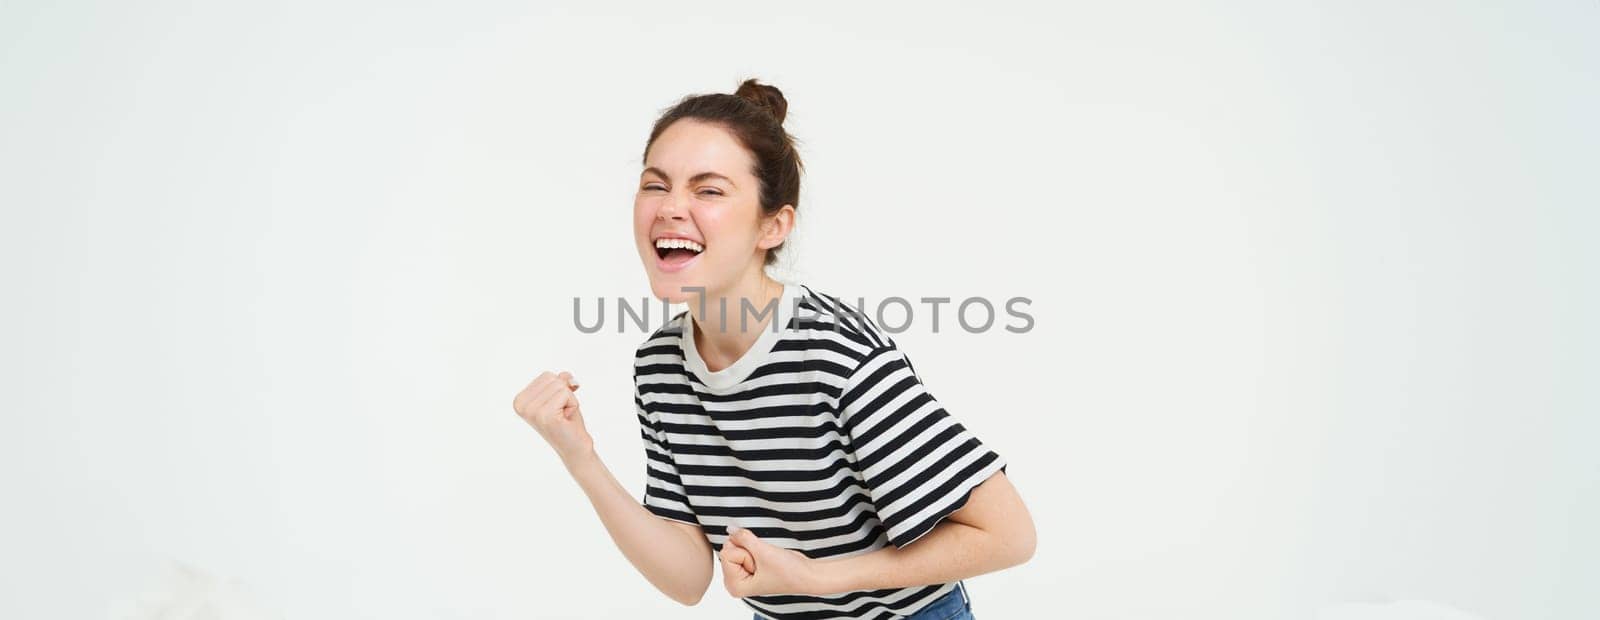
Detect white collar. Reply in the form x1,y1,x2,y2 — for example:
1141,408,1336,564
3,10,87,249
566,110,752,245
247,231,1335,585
681,282,802,390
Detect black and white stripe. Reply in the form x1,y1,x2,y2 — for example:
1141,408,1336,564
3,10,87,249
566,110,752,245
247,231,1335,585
634,283,1008,619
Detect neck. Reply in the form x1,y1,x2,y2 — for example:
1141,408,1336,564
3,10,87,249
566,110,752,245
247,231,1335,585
688,267,784,372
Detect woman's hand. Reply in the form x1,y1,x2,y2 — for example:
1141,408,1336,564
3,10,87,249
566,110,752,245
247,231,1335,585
513,370,593,464
717,527,822,597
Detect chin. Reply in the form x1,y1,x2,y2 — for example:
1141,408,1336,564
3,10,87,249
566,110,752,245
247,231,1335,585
647,273,702,305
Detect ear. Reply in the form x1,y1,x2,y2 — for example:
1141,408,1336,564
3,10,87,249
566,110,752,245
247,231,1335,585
756,204,796,251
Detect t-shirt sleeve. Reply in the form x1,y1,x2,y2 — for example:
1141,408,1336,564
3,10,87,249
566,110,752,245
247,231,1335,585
635,376,700,526
839,344,1009,548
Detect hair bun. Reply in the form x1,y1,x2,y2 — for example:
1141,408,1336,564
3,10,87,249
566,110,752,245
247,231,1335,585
734,78,788,125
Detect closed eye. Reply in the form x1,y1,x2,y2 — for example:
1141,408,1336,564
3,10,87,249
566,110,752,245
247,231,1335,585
639,183,723,196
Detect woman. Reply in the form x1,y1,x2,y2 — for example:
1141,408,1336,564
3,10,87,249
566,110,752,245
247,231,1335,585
514,78,1036,619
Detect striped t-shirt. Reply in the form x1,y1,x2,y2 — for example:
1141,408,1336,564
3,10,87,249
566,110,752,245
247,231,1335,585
633,282,1009,619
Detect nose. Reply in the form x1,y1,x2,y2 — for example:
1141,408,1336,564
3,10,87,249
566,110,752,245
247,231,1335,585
657,191,689,221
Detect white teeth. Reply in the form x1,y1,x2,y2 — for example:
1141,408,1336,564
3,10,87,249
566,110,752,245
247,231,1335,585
655,238,704,253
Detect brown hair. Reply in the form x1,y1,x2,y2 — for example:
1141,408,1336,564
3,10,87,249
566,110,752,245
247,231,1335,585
642,78,804,267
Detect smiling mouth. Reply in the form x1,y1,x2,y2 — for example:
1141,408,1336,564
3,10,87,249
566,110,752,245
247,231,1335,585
654,237,704,266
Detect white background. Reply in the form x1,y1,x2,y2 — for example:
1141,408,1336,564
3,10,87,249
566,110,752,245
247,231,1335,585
2,1,1595,619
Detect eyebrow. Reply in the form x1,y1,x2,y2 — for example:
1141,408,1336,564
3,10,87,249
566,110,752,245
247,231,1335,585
641,166,737,188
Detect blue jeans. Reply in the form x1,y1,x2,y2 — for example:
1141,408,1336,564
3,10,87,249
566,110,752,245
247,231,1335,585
753,582,974,619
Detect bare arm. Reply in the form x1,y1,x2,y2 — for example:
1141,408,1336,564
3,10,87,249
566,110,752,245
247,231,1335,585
562,446,714,605
717,470,1036,597
513,371,713,605
812,470,1034,592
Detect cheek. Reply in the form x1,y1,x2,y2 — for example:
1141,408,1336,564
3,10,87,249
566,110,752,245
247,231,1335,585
632,199,654,236
695,213,728,248
695,207,753,249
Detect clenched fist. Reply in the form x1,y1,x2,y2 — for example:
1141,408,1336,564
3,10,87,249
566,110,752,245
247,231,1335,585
719,527,823,597
513,370,593,464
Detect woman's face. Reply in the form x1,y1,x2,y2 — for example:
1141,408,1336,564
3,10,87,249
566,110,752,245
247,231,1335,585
634,119,776,303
